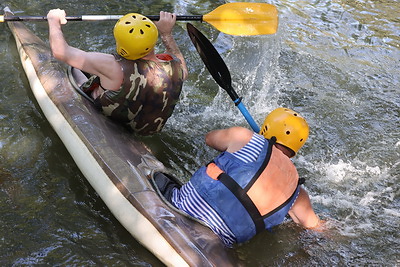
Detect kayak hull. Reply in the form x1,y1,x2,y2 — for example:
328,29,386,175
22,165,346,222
6,8,237,266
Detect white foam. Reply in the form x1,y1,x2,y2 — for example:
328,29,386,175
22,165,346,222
383,208,400,217
359,192,377,206
323,159,358,182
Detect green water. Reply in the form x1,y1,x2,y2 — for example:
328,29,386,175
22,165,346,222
1,0,399,265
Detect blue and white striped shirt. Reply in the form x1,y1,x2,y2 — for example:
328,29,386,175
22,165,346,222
171,133,266,246
231,133,265,163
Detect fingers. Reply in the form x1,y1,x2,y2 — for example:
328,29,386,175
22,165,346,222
159,11,176,23
154,11,176,34
47,8,67,25
60,14,67,25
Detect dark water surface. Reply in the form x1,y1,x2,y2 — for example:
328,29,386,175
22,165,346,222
1,0,398,266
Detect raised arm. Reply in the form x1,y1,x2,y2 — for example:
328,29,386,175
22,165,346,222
154,11,188,80
47,9,122,91
47,9,88,68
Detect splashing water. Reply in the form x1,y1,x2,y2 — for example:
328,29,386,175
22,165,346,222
0,0,398,265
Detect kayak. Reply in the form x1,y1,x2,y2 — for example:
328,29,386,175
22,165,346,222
4,7,237,266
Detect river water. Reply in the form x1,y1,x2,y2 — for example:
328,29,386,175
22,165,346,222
0,0,398,266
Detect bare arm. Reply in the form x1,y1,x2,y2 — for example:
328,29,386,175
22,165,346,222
47,9,82,65
288,187,321,229
47,9,122,91
205,127,253,152
154,11,188,80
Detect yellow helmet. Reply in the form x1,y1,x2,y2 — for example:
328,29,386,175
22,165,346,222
259,107,309,156
113,13,158,60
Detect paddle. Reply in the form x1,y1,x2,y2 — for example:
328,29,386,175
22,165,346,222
1,3,278,36
187,23,260,133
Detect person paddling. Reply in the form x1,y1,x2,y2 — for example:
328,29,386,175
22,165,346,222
156,107,322,247
47,9,188,135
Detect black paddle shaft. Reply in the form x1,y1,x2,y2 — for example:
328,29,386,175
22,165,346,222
186,23,261,132
186,23,240,102
4,15,204,21
148,15,203,21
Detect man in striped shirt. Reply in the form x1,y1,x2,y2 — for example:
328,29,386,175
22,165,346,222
160,108,321,247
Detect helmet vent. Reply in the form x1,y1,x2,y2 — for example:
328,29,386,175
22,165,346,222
120,49,128,56
261,126,267,134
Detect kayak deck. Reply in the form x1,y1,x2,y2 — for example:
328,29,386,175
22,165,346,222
5,7,237,266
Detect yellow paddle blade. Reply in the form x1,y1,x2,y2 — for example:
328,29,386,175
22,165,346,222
203,2,278,36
